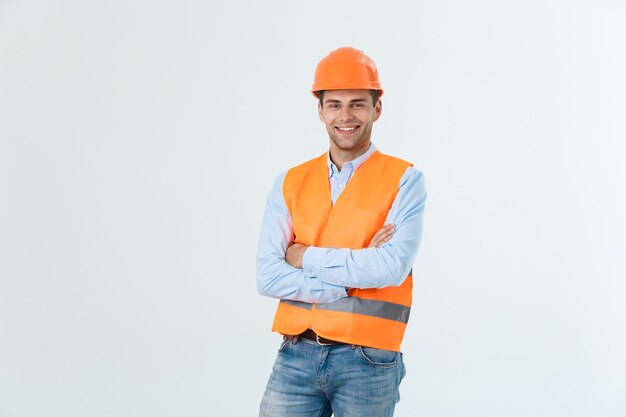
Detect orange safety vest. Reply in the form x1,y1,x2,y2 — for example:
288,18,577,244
271,150,413,352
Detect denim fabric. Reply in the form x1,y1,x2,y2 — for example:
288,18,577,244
259,336,406,417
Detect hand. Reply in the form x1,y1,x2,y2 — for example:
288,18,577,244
285,243,309,269
368,224,395,248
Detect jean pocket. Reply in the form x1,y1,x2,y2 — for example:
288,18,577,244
399,352,406,381
357,346,397,368
395,352,406,403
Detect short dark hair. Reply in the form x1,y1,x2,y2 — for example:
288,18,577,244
317,90,380,108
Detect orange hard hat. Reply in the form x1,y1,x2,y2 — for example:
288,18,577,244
312,47,383,98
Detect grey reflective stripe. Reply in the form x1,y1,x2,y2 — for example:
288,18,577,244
280,299,313,310
316,297,410,324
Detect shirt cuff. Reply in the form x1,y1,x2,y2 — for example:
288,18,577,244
302,246,328,277
317,281,348,303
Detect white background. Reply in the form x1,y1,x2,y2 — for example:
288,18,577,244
1,1,625,416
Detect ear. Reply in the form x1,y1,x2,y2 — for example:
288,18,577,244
373,99,382,122
318,101,324,122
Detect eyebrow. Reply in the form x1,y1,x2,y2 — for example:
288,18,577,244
325,98,368,104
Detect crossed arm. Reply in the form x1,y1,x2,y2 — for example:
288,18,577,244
284,224,395,268
256,168,426,303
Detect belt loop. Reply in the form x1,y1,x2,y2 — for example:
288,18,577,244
316,333,333,346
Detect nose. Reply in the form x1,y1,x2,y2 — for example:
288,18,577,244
338,106,353,122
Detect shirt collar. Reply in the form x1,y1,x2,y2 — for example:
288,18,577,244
327,143,378,178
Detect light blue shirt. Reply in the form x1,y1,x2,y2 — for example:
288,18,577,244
256,144,426,304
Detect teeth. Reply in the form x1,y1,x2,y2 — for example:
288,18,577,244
338,127,356,131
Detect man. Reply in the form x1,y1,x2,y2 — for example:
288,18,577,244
256,47,426,417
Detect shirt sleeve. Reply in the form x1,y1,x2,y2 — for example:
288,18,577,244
301,167,426,289
256,172,348,303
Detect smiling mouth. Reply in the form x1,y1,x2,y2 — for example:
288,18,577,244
335,126,359,135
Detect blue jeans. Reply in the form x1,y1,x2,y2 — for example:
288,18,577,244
259,335,406,417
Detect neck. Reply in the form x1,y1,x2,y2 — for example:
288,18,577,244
329,141,371,171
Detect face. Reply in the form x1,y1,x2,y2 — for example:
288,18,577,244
318,89,382,158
